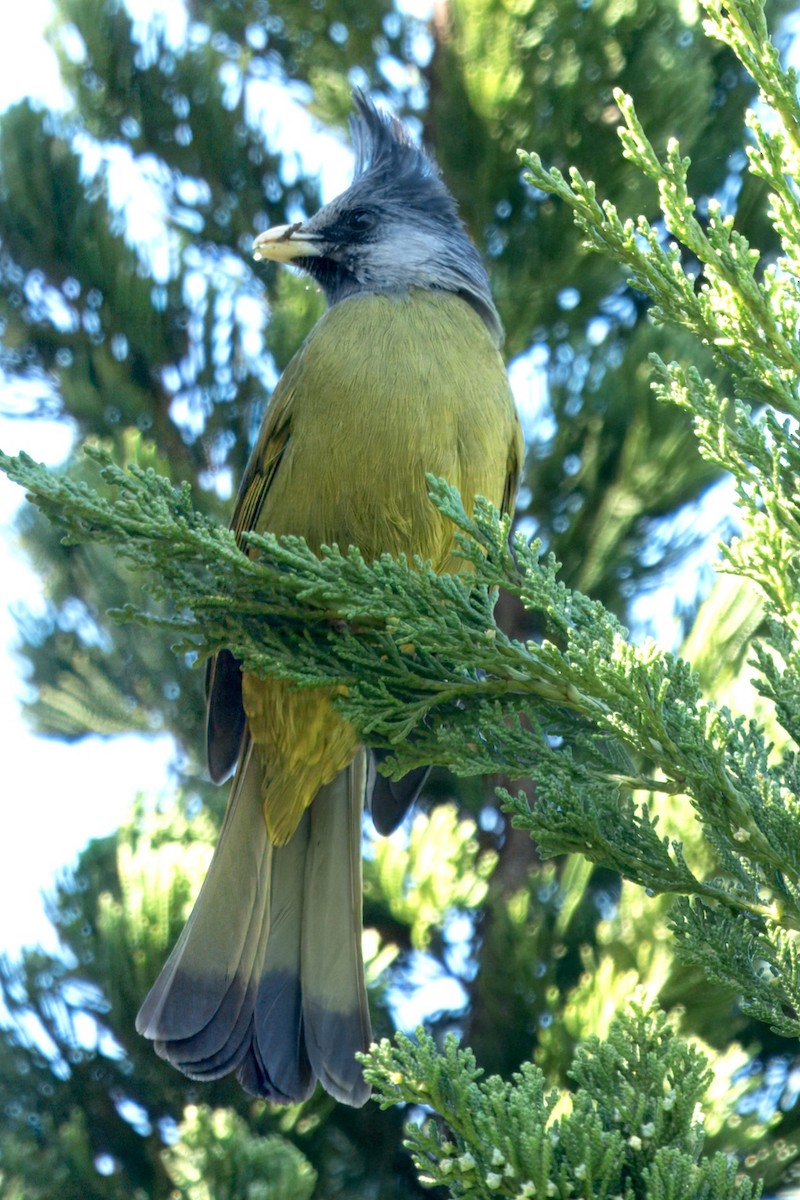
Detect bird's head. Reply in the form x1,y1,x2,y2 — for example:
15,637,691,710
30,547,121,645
253,91,503,346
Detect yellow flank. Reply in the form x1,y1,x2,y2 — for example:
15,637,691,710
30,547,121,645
237,287,523,846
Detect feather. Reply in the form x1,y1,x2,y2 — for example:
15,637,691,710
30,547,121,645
136,744,371,1104
245,804,315,1102
205,649,246,784
301,753,371,1105
136,743,269,1075
369,752,430,836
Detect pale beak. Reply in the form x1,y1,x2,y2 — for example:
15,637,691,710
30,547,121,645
252,222,323,263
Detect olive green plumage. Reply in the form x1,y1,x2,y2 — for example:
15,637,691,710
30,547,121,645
136,91,523,1106
240,289,518,563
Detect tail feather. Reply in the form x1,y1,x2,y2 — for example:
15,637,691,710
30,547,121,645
151,899,266,1072
301,754,371,1106
136,742,371,1106
237,1026,312,1103
169,1015,256,1081
159,974,259,1078
137,743,269,1078
245,807,315,1102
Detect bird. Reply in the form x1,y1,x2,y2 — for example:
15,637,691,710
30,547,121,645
136,91,523,1106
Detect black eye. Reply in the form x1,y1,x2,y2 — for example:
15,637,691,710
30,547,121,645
341,208,377,235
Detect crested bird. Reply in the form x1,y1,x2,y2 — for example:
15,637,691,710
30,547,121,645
136,91,523,1106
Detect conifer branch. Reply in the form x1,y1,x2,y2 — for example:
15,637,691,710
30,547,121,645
361,1007,759,1200
2,439,800,1040
514,0,800,1048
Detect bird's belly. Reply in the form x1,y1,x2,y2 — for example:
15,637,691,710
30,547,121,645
282,423,460,565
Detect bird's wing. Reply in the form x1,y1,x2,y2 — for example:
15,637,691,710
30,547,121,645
205,371,295,782
502,417,524,520
371,398,525,835
230,401,293,542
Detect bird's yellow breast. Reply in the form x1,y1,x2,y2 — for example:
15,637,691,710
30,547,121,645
242,288,522,843
256,288,519,566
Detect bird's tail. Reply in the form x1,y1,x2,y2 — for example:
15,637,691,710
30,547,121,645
136,743,371,1105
